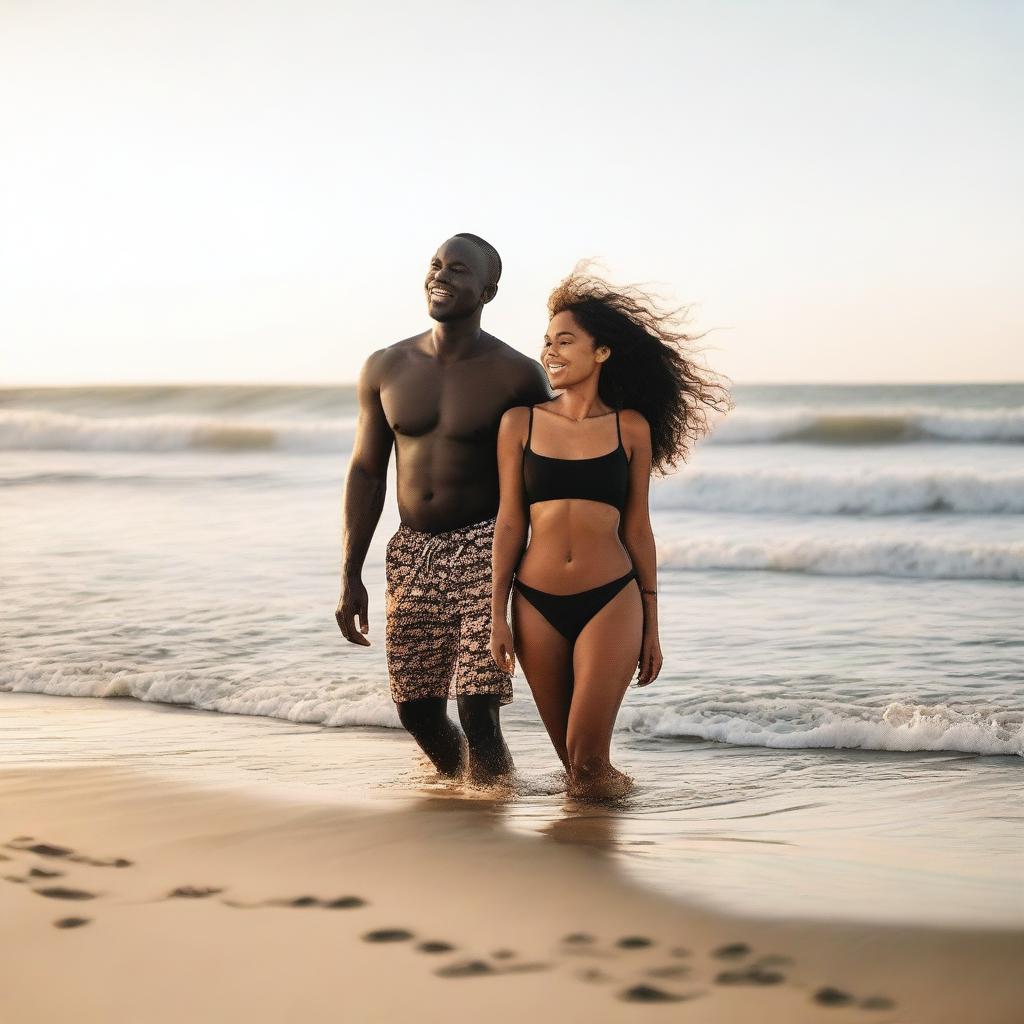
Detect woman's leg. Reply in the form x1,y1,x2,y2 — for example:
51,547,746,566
567,580,643,799
511,591,573,769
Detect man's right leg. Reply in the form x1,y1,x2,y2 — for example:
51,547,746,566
396,697,465,778
385,525,463,777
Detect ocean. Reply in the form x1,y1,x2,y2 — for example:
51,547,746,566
2,382,1022,927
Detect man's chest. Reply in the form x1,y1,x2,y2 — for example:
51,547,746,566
381,363,512,441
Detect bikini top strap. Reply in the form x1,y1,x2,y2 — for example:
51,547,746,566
615,408,622,447
526,405,534,449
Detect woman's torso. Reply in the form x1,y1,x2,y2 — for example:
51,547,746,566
517,404,632,593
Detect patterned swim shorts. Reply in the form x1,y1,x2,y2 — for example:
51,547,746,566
385,516,513,706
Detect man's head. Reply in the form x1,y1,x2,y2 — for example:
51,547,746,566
425,234,502,323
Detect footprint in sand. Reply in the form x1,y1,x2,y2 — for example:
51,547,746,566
713,942,751,960
436,960,493,977
417,941,456,954
34,887,97,901
814,987,854,1007
616,935,654,950
29,868,63,879
561,933,615,959
223,894,367,910
619,984,699,1003
168,886,224,899
436,958,550,979
7,838,132,869
716,967,785,986
363,928,414,943
54,917,91,930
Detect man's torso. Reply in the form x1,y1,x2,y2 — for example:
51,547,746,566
378,332,545,532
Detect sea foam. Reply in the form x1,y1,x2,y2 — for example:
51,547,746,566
708,407,1024,444
3,404,1024,452
6,665,1021,757
617,699,1024,756
0,410,355,453
657,537,1024,580
652,468,1024,515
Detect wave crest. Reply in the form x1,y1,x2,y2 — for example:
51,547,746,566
617,699,1024,756
653,468,1024,515
0,410,355,453
708,407,1024,444
658,537,1024,580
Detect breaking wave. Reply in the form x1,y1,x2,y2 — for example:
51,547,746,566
617,698,1024,756
708,407,1024,444
657,537,1024,580
652,468,1024,515
3,404,1024,452
0,410,354,452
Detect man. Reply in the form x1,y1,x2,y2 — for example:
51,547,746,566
336,234,551,781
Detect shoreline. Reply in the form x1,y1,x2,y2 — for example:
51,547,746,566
2,694,1024,1022
3,762,1024,1024
3,691,1023,929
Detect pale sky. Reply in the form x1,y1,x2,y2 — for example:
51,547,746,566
2,0,1022,385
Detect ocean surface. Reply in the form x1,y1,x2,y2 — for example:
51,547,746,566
3,382,1022,926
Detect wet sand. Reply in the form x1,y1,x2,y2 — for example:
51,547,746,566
1,700,1023,1022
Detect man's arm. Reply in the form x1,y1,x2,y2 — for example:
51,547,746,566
336,349,394,646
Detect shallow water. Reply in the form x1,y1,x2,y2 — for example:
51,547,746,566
2,383,1022,925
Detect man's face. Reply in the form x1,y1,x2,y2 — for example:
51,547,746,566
424,238,495,322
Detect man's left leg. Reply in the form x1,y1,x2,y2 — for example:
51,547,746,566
457,694,513,781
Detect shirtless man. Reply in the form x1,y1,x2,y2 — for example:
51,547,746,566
336,234,551,781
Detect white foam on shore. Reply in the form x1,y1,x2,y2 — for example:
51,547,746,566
5,665,1022,757
2,664,401,729
658,537,1024,580
617,699,1024,757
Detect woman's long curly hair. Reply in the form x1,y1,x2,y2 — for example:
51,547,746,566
547,264,732,475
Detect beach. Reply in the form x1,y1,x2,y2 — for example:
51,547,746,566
2,382,1023,1021
3,693,1023,1024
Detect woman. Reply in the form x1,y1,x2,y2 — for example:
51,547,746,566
490,267,729,800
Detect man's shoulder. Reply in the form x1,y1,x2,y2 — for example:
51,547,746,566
484,335,548,382
362,333,428,381
485,334,535,365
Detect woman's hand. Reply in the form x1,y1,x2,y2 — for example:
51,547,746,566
490,618,516,674
636,628,663,686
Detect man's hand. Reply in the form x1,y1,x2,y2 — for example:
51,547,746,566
336,578,370,646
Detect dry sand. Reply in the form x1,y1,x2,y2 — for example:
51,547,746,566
2,754,1023,1024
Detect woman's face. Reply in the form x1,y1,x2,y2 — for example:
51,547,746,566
541,311,609,389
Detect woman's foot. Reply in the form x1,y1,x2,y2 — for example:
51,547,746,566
567,761,634,802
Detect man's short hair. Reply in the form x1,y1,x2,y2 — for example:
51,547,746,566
454,232,502,286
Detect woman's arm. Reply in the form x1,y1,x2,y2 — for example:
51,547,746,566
619,409,663,685
490,406,531,671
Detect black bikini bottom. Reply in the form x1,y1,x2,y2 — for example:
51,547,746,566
513,570,638,645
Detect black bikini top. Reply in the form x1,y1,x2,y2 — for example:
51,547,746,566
523,405,630,512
